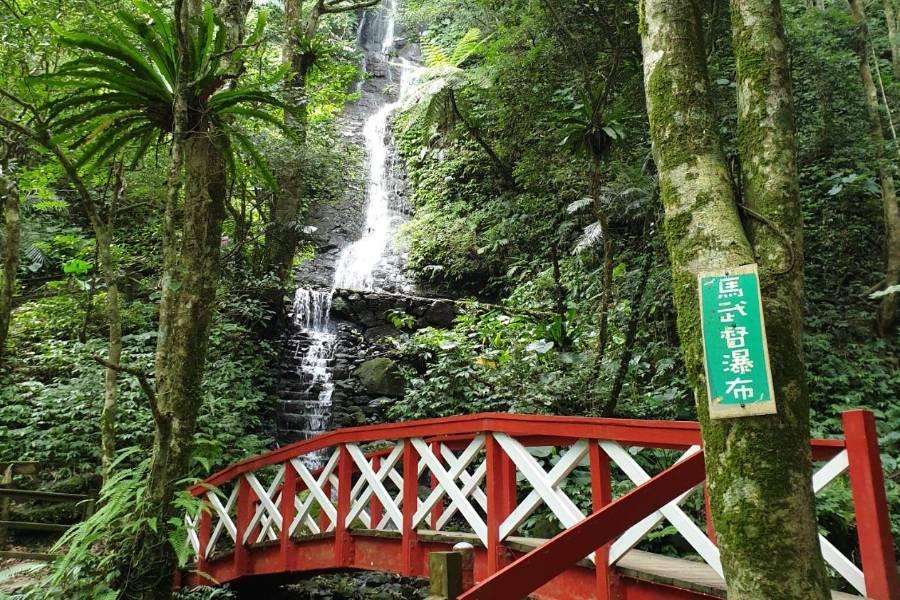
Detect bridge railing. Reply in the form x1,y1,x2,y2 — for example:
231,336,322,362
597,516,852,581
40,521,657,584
183,411,897,599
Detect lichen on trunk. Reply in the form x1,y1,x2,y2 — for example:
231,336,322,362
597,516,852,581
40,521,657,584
639,0,830,596
0,170,19,363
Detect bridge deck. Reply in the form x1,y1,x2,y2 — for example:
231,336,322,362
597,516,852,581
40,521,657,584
407,529,865,600
184,412,896,600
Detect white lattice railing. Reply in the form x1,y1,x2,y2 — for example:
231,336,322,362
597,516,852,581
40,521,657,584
183,411,897,600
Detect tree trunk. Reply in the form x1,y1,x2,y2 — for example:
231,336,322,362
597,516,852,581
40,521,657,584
602,247,652,417
0,171,19,364
638,0,830,597
266,0,310,293
884,0,900,78
122,0,229,597
448,89,517,188
849,0,900,335
98,164,124,481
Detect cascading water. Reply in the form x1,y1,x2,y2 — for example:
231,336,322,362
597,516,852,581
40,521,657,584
285,0,417,460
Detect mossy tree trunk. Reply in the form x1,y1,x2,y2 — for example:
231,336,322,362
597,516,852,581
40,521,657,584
98,163,124,481
884,0,900,78
122,0,228,597
0,169,19,364
638,0,830,597
849,0,900,336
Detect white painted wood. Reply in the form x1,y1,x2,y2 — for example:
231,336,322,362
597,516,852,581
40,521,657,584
345,442,404,529
607,444,700,564
601,442,722,578
811,450,863,594
289,449,339,535
413,436,485,527
244,466,285,544
347,442,405,530
206,487,238,557
820,533,866,596
412,437,488,544
495,434,585,529
434,460,486,531
185,514,200,555
440,444,487,510
813,450,849,493
345,442,404,528
499,440,588,540
242,473,284,544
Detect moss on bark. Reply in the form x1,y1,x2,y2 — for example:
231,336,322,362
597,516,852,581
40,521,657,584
640,0,830,597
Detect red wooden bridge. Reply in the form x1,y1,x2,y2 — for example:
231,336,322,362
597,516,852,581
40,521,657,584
182,410,898,599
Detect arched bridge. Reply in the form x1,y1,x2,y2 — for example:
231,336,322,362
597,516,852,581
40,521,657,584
182,410,899,599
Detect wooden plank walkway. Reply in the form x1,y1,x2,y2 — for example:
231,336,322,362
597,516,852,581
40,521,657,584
413,530,866,600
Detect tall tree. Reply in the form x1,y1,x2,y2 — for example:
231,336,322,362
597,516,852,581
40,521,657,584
638,0,830,597
848,0,900,335
0,103,125,480
267,0,379,292
0,156,19,363
884,0,900,78
127,0,229,595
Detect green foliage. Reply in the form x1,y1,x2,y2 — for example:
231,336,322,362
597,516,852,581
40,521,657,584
44,1,290,185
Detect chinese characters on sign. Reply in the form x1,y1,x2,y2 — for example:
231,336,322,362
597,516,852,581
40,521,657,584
698,263,777,418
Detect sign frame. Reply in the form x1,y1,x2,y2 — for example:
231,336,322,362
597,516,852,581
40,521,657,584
697,263,777,419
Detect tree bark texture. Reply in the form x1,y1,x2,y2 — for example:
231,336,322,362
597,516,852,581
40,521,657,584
123,0,229,597
0,172,19,364
884,0,900,78
849,0,900,335
638,0,830,597
98,165,124,481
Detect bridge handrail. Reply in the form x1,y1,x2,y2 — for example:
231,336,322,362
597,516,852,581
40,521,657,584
183,410,895,600
190,412,844,493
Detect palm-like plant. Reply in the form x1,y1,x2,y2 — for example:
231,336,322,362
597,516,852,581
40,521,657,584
42,1,289,186
403,29,515,186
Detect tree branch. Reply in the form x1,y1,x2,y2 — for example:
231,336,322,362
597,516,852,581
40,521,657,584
321,0,380,14
93,356,166,425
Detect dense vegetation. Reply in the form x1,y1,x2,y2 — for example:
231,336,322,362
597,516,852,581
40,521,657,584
0,0,896,597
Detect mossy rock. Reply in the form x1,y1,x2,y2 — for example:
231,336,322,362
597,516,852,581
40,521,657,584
353,358,405,397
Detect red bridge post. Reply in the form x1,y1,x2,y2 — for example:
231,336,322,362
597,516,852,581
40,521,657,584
335,445,353,566
486,434,514,574
589,443,613,599
234,476,253,577
280,460,297,570
402,440,421,576
843,409,900,600
197,504,211,584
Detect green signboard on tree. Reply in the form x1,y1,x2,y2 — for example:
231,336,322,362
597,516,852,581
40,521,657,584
698,263,777,418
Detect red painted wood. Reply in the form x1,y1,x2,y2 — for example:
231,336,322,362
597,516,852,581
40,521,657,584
459,451,706,600
486,433,513,574
192,414,706,491
401,440,420,576
196,505,212,583
191,413,846,493
335,445,353,566
369,455,383,528
233,476,254,577
590,442,614,600
702,483,716,545
430,441,443,528
843,409,900,600
280,461,297,569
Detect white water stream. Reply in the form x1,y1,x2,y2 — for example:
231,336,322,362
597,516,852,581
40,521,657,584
289,0,417,450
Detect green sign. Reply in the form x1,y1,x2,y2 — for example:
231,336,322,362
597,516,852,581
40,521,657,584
698,263,777,418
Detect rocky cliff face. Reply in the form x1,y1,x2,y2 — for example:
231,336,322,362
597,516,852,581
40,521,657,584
276,289,460,441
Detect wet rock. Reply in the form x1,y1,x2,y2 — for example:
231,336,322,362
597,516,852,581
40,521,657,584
354,357,404,397
424,300,457,327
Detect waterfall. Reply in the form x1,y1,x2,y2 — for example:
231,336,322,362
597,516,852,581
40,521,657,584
285,0,417,459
